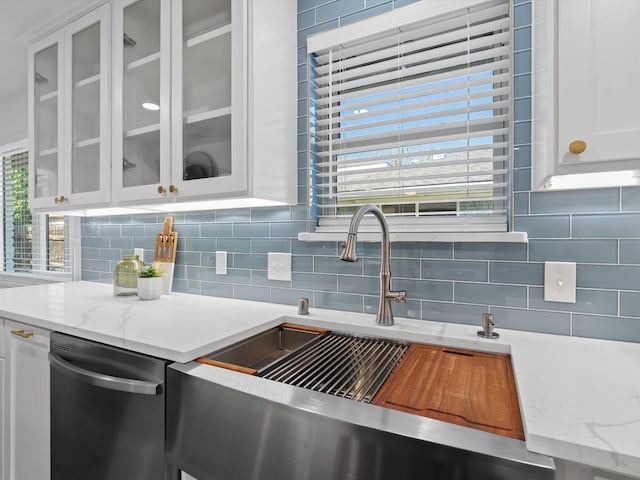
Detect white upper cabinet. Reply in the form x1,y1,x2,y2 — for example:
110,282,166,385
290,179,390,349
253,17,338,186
112,0,297,209
533,0,640,190
29,0,296,212
28,5,111,210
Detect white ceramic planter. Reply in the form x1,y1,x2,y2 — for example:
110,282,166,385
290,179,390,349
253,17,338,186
137,276,163,300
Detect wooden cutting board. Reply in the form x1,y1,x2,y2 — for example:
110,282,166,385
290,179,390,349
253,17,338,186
372,343,525,440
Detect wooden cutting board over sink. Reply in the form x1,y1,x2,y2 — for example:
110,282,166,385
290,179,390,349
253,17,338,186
372,344,525,440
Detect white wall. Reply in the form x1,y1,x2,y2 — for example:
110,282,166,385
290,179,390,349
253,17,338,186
0,91,27,145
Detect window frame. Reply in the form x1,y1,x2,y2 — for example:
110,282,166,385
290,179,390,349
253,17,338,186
303,0,523,242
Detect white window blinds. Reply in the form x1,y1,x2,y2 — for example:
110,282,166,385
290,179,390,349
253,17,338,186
308,0,511,232
1,143,70,274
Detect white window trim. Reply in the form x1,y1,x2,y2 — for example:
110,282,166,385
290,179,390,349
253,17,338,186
302,0,524,243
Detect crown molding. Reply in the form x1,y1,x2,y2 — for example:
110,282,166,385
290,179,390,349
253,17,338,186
16,0,110,45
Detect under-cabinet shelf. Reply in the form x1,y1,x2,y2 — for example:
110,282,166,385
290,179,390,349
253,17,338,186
39,90,58,102
184,106,231,125
185,24,231,49
125,123,160,138
74,73,100,89
125,51,160,72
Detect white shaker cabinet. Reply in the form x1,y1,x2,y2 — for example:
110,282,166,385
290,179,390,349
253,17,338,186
3,320,50,480
28,4,111,210
532,0,640,189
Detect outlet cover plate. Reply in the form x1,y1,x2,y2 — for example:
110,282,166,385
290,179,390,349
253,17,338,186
544,261,576,303
268,252,292,281
216,251,227,275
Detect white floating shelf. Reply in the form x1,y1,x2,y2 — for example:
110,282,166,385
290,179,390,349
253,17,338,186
125,123,160,138
125,52,161,72
39,147,58,157
39,90,58,102
184,106,231,125
75,137,100,148
186,24,232,49
74,74,100,89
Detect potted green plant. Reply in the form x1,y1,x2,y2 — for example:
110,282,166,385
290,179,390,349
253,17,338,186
137,263,165,300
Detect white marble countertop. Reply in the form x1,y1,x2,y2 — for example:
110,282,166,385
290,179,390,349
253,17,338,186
0,280,639,478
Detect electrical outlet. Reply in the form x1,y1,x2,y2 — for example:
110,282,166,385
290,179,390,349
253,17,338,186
216,251,227,275
544,261,576,303
268,252,292,281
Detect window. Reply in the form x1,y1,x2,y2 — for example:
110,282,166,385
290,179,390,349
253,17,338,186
0,141,72,276
308,0,511,233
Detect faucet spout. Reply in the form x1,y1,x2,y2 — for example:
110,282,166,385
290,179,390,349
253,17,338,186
340,204,406,326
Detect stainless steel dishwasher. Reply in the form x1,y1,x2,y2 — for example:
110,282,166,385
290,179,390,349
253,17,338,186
49,332,179,480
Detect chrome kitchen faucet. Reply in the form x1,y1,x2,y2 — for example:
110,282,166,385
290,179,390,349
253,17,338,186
340,204,406,326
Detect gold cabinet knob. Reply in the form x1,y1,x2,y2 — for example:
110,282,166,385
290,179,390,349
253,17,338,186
158,185,166,194
169,184,177,193
54,197,59,204
569,140,587,154
60,195,66,203
10,329,34,339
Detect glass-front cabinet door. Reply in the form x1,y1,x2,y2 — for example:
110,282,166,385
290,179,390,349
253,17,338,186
29,33,64,209
170,0,246,198
65,5,111,206
29,5,110,210
112,0,171,203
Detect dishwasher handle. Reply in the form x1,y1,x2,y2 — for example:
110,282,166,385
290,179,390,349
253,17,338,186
48,352,161,396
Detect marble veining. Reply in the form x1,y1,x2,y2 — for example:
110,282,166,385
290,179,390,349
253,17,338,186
0,281,639,478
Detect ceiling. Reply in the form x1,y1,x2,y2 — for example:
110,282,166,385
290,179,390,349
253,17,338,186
0,0,89,102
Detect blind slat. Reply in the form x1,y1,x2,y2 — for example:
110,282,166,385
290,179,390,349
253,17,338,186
316,142,508,168
315,116,510,150
313,30,510,89
313,44,509,98
315,78,510,125
314,128,509,159
312,59,509,110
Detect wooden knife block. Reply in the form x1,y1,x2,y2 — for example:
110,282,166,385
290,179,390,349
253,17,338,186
373,344,525,440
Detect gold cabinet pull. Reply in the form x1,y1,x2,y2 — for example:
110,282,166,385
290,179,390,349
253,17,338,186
169,184,177,193
569,140,587,154
54,196,67,204
157,185,166,194
10,329,34,339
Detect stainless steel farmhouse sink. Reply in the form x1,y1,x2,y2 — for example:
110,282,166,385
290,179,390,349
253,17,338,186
166,324,555,480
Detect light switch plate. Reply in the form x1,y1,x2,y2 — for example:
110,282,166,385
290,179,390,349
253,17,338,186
544,261,576,303
268,252,292,281
216,251,227,275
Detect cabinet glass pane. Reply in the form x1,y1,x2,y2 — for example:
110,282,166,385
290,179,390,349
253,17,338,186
34,43,59,199
122,0,161,188
124,130,160,187
71,22,100,194
181,0,232,182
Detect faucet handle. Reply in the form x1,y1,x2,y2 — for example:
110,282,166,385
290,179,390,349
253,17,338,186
387,290,406,303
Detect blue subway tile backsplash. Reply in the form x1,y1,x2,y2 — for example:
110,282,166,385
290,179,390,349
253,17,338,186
79,0,640,344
